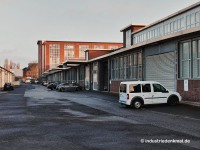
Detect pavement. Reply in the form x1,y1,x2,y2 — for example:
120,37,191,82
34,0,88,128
180,100,200,107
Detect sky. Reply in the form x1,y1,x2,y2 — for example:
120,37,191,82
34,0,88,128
0,0,200,69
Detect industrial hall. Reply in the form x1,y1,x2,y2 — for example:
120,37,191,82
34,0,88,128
38,2,200,102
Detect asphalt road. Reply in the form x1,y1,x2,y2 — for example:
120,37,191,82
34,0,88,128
0,84,199,150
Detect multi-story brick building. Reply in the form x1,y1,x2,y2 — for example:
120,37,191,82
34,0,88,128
37,41,123,78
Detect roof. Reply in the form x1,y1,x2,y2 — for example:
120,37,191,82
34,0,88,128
63,59,86,64
84,48,115,52
120,24,146,32
37,40,122,44
88,25,200,62
0,66,15,75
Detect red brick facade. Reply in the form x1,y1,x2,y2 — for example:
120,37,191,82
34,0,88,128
38,41,123,78
110,80,122,93
177,80,200,102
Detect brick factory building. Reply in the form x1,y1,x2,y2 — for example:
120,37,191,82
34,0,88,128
37,41,123,78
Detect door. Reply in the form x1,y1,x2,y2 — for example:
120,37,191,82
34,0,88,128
93,62,98,91
85,65,90,90
152,83,169,104
146,52,176,91
119,84,127,102
141,83,154,104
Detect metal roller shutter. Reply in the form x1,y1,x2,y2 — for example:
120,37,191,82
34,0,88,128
146,52,176,91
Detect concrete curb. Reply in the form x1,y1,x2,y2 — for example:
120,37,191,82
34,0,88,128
180,101,200,108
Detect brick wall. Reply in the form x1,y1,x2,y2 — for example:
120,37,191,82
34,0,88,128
177,80,200,102
110,80,122,93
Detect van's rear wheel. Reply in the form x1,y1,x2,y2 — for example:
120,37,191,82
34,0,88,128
132,100,142,109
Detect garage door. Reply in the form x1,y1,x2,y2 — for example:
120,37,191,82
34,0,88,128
146,52,176,91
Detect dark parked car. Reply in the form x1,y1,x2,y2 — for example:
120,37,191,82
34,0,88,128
56,82,69,91
47,81,61,90
3,83,14,91
58,83,82,92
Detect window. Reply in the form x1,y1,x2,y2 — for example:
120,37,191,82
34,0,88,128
153,84,167,92
130,53,138,79
124,55,129,79
192,40,200,78
142,84,151,92
180,42,191,78
177,19,181,31
111,59,115,79
186,15,191,29
109,45,119,49
179,40,200,79
129,84,141,93
126,30,131,47
191,13,195,28
138,52,142,79
170,22,174,33
119,57,124,79
49,44,60,69
195,12,200,26
111,57,120,80
64,45,74,60
174,21,177,32
111,52,142,80
94,45,104,49
79,45,89,59
115,58,119,79
180,18,184,30
120,84,126,93
147,31,150,40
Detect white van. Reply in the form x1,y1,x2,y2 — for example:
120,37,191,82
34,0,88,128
119,81,181,109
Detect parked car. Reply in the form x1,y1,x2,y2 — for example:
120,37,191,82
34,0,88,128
47,81,61,90
119,81,181,109
35,80,39,84
56,82,69,91
58,83,82,92
25,79,31,84
3,83,14,91
41,81,48,86
31,79,36,84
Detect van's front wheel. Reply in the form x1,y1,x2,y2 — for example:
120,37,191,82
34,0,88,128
132,100,142,109
168,96,179,106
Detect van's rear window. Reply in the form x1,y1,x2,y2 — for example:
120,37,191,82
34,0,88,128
120,84,126,93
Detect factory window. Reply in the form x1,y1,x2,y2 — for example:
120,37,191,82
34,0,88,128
109,45,119,49
179,39,200,79
94,45,104,49
192,40,200,78
49,44,60,69
126,30,131,47
195,12,200,26
111,51,142,80
79,45,89,59
64,45,74,60
180,42,191,78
